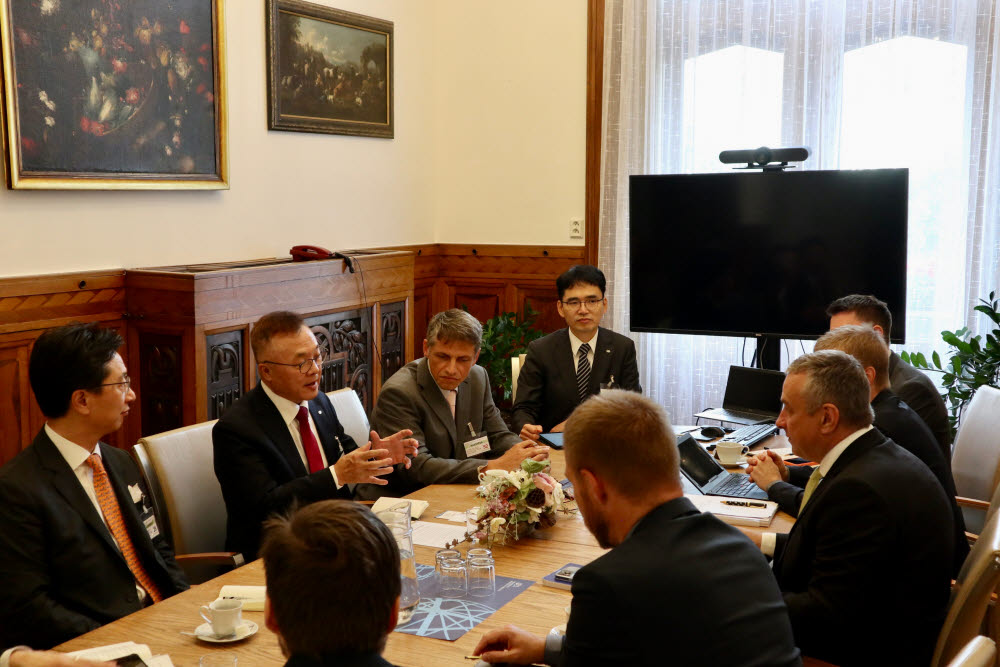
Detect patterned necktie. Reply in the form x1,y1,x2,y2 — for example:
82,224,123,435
295,406,325,473
799,467,825,513
577,343,592,400
84,454,162,603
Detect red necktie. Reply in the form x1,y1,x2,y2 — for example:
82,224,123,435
84,454,163,603
296,406,325,473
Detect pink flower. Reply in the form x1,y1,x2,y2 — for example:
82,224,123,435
79,116,91,132
533,472,556,494
124,87,140,104
112,58,127,73
179,20,190,34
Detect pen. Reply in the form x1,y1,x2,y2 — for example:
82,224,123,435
721,500,767,508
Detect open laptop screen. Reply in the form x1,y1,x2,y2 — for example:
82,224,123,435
677,434,721,487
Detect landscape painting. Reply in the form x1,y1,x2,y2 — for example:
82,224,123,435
267,0,393,138
0,0,228,189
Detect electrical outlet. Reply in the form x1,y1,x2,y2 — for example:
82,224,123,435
569,218,584,240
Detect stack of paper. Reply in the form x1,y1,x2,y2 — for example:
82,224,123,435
68,641,174,666
371,497,430,519
218,584,266,611
685,494,778,527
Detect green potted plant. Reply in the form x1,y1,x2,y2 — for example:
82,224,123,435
464,302,545,414
901,291,1000,433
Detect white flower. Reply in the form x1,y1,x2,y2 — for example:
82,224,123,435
40,0,59,16
44,116,55,127
489,517,506,534
128,483,143,504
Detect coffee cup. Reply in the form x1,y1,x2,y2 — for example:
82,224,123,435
200,598,242,637
716,441,749,465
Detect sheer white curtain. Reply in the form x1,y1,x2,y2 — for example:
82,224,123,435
598,0,1000,425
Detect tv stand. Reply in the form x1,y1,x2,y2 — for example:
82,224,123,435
754,335,781,371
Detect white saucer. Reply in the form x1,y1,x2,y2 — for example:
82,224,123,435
194,620,258,643
719,460,748,468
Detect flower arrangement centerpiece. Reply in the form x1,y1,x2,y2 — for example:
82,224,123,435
463,459,569,547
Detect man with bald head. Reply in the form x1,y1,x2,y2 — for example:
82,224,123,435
747,351,953,665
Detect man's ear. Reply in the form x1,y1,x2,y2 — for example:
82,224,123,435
579,468,608,503
69,388,92,416
387,596,400,634
264,595,279,635
422,339,430,357
872,324,886,340
864,366,877,387
818,403,841,435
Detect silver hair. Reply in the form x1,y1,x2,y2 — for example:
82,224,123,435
426,309,483,351
786,350,875,428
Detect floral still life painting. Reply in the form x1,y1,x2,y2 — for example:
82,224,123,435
0,0,228,189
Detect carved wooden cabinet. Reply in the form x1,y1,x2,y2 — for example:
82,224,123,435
124,251,414,443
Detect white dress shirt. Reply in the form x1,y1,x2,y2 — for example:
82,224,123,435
260,382,343,489
568,329,597,373
45,424,147,603
761,425,874,556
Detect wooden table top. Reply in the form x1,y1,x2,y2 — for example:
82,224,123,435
56,446,794,666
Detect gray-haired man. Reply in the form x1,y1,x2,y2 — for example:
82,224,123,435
366,309,548,497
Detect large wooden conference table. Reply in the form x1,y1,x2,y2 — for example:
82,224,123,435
57,442,794,666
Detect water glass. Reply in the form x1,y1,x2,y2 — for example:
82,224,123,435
467,547,492,560
435,549,461,575
468,556,496,598
439,558,468,598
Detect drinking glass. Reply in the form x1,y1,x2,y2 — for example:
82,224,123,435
439,558,468,598
468,556,496,598
389,524,420,623
467,547,492,560
435,549,461,575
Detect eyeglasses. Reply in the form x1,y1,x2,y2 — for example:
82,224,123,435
259,354,326,374
560,298,605,310
99,373,131,395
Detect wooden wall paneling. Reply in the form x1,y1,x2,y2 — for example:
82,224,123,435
412,284,432,350
380,300,406,391
448,282,506,324
514,283,565,333
585,0,605,267
205,326,245,421
0,338,31,466
305,307,374,413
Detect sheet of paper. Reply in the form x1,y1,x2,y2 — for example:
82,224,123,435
148,656,175,667
371,496,430,519
218,584,266,611
68,641,153,661
685,494,778,527
435,510,468,523
410,521,469,548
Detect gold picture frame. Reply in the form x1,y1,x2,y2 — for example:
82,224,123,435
0,0,228,190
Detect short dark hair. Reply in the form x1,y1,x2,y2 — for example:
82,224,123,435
826,294,892,344
556,265,606,300
262,501,400,656
251,311,306,360
426,309,482,352
29,323,123,418
563,390,680,498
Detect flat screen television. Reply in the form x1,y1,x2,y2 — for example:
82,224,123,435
629,168,908,342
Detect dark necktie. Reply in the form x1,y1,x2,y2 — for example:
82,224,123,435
295,406,325,473
577,343,592,400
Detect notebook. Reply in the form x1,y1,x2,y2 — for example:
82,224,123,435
694,365,785,425
676,433,769,500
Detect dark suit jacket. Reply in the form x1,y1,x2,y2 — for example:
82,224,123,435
0,430,189,649
560,497,800,667
890,350,952,457
774,390,968,575
512,327,641,433
772,429,954,666
284,652,395,667
213,385,357,560
366,359,521,496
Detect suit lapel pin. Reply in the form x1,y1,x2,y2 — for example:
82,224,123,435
605,349,611,353
317,410,323,415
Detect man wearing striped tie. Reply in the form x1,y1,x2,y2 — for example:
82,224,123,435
513,265,641,442
0,324,189,650
741,350,954,666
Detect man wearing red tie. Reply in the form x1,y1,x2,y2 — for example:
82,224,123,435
212,311,418,560
0,324,189,650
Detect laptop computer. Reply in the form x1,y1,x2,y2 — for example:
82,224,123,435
676,433,769,500
694,365,785,425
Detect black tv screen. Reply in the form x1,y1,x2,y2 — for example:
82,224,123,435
629,169,908,342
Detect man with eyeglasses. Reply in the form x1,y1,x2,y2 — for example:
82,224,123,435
213,310,419,560
0,323,189,650
513,265,641,440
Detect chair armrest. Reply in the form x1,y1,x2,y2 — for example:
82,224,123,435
176,552,245,568
956,496,991,511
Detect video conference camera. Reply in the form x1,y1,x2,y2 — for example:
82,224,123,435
719,146,810,171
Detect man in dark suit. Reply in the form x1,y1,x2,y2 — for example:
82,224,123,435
474,391,801,667
827,294,952,456
746,350,954,666
262,501,399,667
213,311,418,560
0,324,189,650
754,325,969,575
367,309,548,497
513,265,640,440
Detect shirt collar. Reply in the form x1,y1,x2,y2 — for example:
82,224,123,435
567,328,597,357
261,380,308,427
45,423,101,470
818,425,874,477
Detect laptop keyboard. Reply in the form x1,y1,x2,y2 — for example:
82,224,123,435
721,423,779,447
714,473,765,498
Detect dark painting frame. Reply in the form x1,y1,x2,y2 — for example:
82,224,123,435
266,0,393,138
0,0,228,190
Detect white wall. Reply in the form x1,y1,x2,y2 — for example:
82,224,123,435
0,1,587,278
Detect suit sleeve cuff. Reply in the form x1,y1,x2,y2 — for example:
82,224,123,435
2,647,29,667
761,532,777,557
329,465,343,489
544,631,565,666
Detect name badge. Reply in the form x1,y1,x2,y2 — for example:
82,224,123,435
463,435,491,458
141,508,160,540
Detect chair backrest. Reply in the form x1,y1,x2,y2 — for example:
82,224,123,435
932,496,1000,666
131,421,223,556
951,386,1000,533
946,636,996,667
326,388,370,446
511,353,528,401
